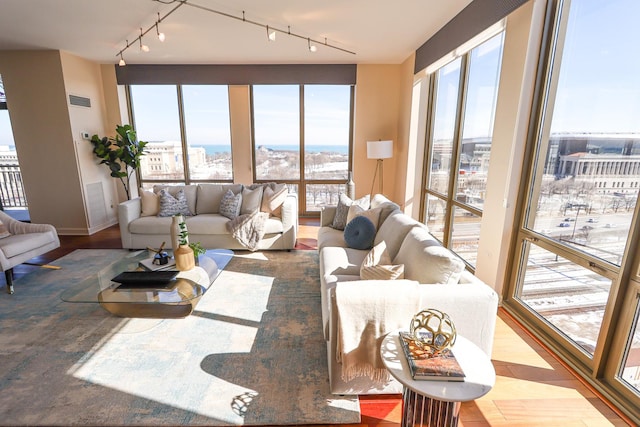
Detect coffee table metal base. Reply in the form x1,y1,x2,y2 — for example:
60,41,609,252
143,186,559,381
402,387,461,427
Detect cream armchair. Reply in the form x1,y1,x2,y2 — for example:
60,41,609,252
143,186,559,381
0,211,60,294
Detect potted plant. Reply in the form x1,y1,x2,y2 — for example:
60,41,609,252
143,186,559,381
172,214,195,271
90,124,147,200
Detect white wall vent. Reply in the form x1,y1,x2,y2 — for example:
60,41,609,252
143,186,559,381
69,94,91,108
86,182,108,228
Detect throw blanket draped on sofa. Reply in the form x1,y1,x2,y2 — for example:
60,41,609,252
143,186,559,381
336,280,421,383
226,211,269,251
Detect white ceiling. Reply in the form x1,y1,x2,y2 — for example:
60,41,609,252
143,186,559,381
0,0,472,65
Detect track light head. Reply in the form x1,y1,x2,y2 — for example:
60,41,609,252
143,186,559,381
156,15,165,42
119,57,126,66
139,28,149,52
267,26,276,41
308,38,317,52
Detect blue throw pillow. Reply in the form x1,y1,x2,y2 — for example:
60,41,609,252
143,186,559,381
344,215,376,250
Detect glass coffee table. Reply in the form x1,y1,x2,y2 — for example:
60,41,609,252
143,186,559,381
61,249,233,318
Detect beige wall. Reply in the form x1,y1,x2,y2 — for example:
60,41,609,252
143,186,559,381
352,64,405,202
228,85,254,185
0,51,88,233
0,50,120,234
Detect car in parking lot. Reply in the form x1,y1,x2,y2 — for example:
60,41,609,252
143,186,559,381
558,222,571,227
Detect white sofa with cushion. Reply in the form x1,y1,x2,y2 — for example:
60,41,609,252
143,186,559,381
318,194,499,395
119,183,298,251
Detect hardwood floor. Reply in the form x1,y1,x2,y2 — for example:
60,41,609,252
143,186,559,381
6,218,634,426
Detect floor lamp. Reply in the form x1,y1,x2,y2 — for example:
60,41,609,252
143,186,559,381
367,140,393,195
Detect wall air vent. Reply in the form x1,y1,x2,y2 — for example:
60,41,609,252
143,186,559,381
69,94,91,108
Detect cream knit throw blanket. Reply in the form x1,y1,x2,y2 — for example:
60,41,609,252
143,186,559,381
226,211,269,251
336,280,421,383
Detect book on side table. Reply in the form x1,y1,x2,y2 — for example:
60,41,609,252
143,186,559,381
398,331,465,381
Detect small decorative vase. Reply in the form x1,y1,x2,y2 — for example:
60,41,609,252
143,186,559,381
346,171,355,200
170,215,182,250
174,244,195,271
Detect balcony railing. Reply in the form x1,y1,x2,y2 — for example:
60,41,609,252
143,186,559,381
0,164,27,209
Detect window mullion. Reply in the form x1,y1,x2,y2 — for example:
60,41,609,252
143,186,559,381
176,85,190,184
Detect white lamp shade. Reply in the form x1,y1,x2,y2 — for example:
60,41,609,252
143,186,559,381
367,140,393,159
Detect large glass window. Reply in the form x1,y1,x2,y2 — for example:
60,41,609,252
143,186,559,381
423,33,505,268
505,0,640,421
130,85,232,185
182,85,232,181
253,85,300,181
252,85,353,214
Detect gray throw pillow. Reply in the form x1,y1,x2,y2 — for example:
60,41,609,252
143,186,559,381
331,194,370,230
157,188,192,217
220,189,242,220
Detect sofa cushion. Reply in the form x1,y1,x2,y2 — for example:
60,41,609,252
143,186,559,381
320,246,368,279
344,216,376,250
241,186,263,215
220,189,242,220
0,232,54,258
261,184,288,217
154,185,197,216
157,189,192,217
317,226,348,250
182,214,231,234
331,194,370,230
140,188,159,217
394,227,465,285
129,216,174,234
360,241,404,280
373,211,423,260
196,184,243,214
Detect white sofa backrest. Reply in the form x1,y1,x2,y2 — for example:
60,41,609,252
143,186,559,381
373,211,423,260
196,183,243,214
394,226,466,285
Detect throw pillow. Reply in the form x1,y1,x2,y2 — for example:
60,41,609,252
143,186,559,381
139,188,159,217
358,206,382,230
220,189,242,220
261,184,288,217
241,186,263,215
157,189,192,217
360,241,405,280
343,215,376,250
346,204,365,225
0,220,10,239
331,194,370,230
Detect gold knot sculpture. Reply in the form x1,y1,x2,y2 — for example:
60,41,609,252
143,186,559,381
409,309,457,355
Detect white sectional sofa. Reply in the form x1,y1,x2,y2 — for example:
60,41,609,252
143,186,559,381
318,194,499,395
118,183,298,251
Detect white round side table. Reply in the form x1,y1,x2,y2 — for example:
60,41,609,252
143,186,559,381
380,331,495,427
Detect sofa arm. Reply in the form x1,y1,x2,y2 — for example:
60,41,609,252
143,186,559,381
417,281,499,357
118,198,142,249
280,193,298,249
320,206,337,227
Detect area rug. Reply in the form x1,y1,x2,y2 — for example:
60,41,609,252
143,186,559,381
0,249,360,426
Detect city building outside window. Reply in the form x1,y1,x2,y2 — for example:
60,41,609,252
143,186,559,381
422,32,505,269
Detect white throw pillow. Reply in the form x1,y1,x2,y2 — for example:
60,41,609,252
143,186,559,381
360,241,405,280
261,184,288,217
139,188,159,217
241,186,263,215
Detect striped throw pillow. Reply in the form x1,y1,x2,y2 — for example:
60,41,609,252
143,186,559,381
360,241,405,280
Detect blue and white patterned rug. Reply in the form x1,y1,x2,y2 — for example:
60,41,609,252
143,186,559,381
0,249,360,425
